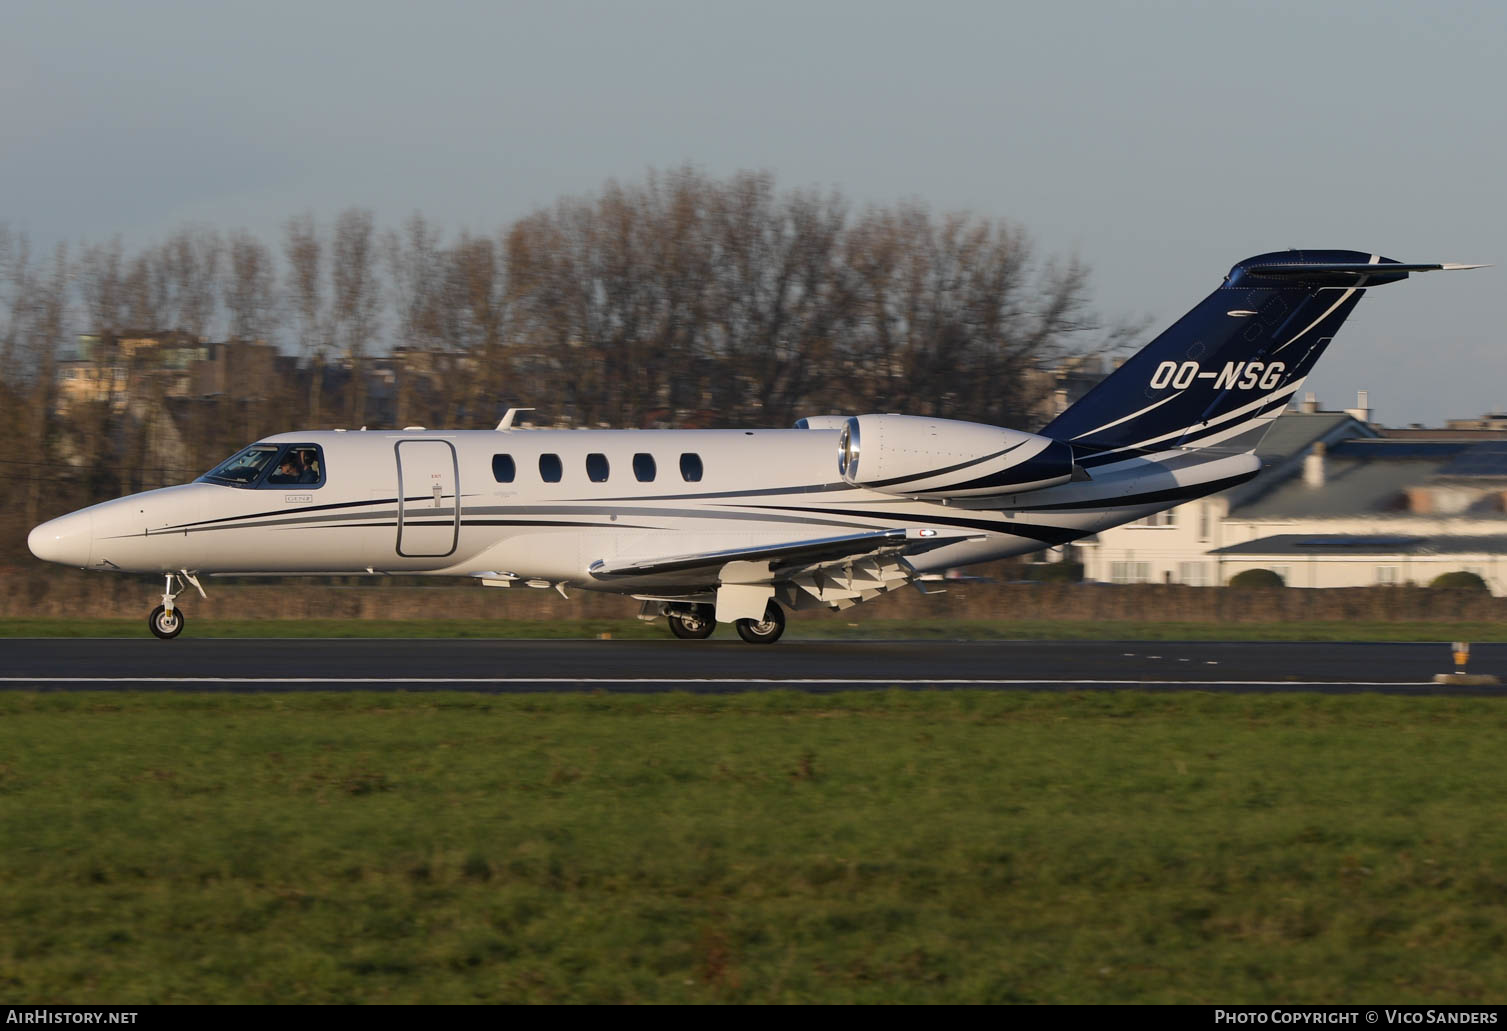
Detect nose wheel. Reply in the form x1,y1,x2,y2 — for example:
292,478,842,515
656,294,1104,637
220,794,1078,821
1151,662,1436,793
149,604,185,639
148,571,205,640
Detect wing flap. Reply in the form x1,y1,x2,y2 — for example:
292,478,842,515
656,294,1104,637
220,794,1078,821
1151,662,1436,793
588,527,978,581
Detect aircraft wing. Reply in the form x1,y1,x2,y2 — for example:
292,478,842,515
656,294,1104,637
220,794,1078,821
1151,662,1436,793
587,527,979,581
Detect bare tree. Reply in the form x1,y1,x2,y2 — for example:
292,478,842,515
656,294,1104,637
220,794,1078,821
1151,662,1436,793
705,173,847,425
283,214,327,424
122,249,166,333
331,208,380,426
18,243,70,527
834,205,1100,427
385,213,450,426
77,236,127,337
505,207,577,422
156,227,222,339
506,168,719,427
450,231,509,426
224,230,278,342
0,225,28,386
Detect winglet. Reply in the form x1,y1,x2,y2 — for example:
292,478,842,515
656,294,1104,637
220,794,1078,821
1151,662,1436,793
1441,263,1490,271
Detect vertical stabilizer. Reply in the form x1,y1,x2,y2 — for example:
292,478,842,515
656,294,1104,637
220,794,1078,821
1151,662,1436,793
1042,251,1479,467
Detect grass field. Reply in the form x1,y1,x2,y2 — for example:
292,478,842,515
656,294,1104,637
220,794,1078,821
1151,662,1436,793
3,690,1506,1003
6,617,1507,641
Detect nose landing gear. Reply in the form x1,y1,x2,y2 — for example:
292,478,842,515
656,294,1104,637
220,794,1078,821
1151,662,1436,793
148,571,205,640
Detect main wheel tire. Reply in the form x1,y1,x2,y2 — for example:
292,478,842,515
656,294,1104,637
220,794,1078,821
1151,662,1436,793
735,601,785,644
667,607,716,640
148,604,184,640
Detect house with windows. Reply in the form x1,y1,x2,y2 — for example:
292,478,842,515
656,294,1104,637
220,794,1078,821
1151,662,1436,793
1077,399,1507,594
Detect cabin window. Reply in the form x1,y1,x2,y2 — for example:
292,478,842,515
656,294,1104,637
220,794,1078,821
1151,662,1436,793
539,453,563,483
586,453,610,483
492,454,516,483
679,453,703,482
633,453,656,482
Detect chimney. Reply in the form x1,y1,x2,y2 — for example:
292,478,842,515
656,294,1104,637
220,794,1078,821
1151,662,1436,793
1344,389,1372,424
1304,441,1327,488
1301,392,1319,414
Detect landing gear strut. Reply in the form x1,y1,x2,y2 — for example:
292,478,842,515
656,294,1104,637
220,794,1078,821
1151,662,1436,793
667,604,717,640
148,571,205,640
734,601,785,644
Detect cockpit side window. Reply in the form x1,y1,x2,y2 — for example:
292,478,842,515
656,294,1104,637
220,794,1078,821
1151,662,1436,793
264,445,325,487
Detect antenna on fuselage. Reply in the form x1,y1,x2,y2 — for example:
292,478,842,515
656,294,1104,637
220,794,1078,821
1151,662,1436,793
496,408,535,430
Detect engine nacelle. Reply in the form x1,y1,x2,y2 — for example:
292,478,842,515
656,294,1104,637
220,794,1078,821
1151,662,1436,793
837,414,1077,498
793,415,851,430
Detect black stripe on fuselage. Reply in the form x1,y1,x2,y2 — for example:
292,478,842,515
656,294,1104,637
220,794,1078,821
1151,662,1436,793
166,485,859,533
156,503,881,537
146,518,667,537
162,495,408,531
149,471,1244,548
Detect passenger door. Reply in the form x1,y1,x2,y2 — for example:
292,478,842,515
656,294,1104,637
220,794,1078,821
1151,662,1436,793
395,439,459,558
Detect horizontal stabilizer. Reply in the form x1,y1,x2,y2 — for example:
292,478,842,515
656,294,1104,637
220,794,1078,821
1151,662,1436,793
1233,260,1489,287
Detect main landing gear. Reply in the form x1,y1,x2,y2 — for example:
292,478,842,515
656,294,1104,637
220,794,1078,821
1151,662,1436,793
667,604,717,640
664,600,787,643
734,601,785,644
148,571,205,640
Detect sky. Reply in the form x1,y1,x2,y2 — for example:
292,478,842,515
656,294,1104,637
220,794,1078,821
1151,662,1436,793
5,0,1504,426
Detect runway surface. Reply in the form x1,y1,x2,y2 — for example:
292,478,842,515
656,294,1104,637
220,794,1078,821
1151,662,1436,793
2,638,1505,694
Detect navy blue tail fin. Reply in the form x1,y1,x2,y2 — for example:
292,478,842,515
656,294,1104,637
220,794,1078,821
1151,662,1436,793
1042,251,1473,467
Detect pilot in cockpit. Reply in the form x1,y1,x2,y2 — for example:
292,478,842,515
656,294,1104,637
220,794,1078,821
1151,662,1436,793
267,454,302,484
294,449,320,484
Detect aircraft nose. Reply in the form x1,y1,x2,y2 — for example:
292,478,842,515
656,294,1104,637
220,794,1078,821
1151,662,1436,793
28,510,94,568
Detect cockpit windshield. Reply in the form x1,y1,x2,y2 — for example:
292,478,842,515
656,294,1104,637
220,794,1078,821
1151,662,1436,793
199,444,325,488
200,445,281,485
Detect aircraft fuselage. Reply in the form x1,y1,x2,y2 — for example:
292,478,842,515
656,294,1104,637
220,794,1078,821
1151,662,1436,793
29,426,1248,590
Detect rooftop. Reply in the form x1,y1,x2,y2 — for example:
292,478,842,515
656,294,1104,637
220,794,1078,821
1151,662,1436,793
1212,533,1507,557
1230,436,1507,519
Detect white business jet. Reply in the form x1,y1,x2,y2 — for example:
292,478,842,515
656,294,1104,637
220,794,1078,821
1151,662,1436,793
28,250,1483,641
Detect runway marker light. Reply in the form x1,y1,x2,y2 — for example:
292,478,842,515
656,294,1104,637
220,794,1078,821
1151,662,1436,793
1453,641,1470,672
